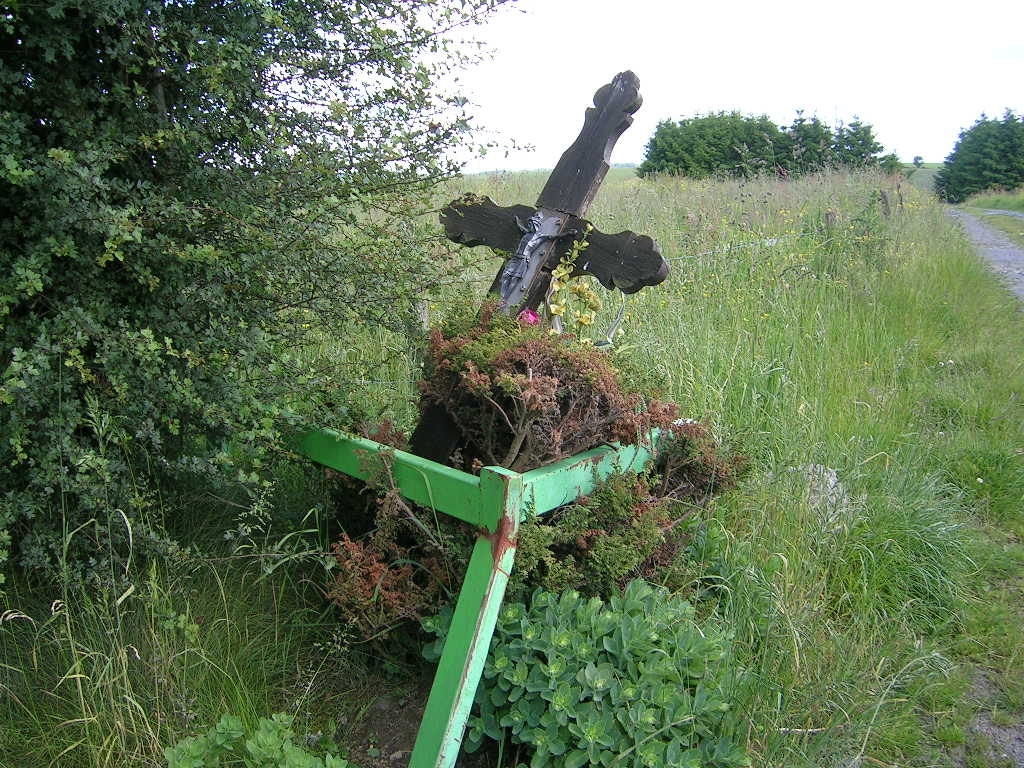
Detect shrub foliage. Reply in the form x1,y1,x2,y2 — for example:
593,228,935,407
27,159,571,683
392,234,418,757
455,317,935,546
509,425,745,603
165,712,349,768
0,0,503,584
934,110,1024,202
424,581,750,768
638,111,894,178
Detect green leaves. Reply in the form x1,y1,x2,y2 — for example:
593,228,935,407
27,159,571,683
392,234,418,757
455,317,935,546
639,111,890,179
0,0,505,585
426,580,750,768
164,713,348,768
935,111,1024,203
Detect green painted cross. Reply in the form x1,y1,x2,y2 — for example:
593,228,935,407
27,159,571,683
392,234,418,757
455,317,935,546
298,72,669,768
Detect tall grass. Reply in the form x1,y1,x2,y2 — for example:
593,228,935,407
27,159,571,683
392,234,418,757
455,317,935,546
3,168,1022,767
446,168,1023,765
0,508,343,768
965,188,1024,213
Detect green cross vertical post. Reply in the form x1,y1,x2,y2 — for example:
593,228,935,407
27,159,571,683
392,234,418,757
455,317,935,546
296,429,659,768
408,465,522,768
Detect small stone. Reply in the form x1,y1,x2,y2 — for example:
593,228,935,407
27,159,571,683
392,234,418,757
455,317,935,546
789,464,859,532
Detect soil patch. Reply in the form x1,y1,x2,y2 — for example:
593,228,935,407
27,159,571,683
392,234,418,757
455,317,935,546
956,673,1024,768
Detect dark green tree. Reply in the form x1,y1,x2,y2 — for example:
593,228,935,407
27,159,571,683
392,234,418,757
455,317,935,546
879,153,904,174
779,112,835,173
935,111,1024,202
0,0,503,584
833,119,884,168
639,111,890,178
637,112,784,178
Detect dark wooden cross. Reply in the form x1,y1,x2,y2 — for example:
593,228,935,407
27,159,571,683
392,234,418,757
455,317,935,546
441,70,669,312
410,71,669,462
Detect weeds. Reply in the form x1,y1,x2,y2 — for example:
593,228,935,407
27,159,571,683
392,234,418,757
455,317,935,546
0,496,342,768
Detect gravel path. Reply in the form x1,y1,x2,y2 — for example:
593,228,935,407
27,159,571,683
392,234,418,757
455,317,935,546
947,209,1024,300
943,208,1024,766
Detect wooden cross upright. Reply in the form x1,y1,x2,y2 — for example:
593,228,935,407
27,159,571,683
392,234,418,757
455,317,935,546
411,71,669,462
441,70,669,313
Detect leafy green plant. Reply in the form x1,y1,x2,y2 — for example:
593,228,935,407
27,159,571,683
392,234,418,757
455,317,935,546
424,580,749,768
165,713,351,768
0,0,503,586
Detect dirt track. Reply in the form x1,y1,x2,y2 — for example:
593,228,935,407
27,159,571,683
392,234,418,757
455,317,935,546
947,209,1024,301
945,207,1024,766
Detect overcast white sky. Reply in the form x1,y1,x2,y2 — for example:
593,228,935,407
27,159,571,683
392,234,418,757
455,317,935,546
453,0,1024,172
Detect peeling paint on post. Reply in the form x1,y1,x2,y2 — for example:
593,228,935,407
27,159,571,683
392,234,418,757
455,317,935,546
408,467,521,768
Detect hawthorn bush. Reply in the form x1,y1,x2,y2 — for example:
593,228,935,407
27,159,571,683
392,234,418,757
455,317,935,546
0,0,503,585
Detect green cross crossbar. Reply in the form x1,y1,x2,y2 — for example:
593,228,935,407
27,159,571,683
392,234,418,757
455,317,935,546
297,428,660,768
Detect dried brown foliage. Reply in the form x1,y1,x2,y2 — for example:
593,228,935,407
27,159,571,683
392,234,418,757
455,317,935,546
325,483,459,640
326,308,747,633
653,420,748,506
419,307,680,471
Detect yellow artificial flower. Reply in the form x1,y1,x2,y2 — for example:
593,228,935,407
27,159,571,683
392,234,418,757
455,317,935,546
552,264,572,280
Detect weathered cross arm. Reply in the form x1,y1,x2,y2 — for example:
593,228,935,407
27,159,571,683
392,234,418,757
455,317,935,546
438,71,668,314
441,194,667,299
535,72,643,215
439,194,535,253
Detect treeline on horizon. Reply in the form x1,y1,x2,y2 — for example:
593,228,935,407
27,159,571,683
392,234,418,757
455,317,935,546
637,111,900,179
637,108,1024,206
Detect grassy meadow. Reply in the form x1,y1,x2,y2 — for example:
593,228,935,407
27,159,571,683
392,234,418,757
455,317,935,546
2,168,1022,768
965,188,1024,215
904,163,943,194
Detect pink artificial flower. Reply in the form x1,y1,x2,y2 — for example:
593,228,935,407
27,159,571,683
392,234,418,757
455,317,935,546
518,308,540,326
